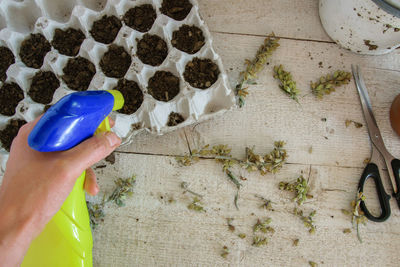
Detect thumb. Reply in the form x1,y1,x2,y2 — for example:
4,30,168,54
65,131,121,171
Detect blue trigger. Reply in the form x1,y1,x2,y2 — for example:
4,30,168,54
28,91,115,152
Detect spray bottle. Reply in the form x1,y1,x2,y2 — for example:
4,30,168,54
21,90,124,267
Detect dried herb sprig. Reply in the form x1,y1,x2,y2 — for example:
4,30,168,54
188,197,205,212
294,207,316,234
310,70,351,99
279,175,311,205
236,33,280,107
273,64,300,101
252,236,268,247
108,176,136,207
87,176,137,229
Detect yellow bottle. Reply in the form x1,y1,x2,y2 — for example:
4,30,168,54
22,90,124,267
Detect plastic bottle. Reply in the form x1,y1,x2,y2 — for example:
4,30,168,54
21,90,124,267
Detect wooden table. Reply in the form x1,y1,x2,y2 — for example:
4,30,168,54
91,0,400,266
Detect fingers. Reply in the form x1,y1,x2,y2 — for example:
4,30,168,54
65,131,121,171
109,117,115,128
84,168,99,196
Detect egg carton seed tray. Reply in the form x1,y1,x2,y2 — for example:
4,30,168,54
0,0,236,171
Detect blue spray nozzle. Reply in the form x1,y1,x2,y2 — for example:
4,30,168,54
28,91,115,152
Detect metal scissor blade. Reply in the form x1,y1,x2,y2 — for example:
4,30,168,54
351,65,386,151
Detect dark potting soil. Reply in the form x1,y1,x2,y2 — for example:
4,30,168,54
19,33,51,69
136,34,168,66
123,4,157,33
28,71,60,104
167,112,185,126
62,57,96,91
100,45,131,78
0,119,27,152
113,79,143,114
0,83,24,116
0,47,15,82
172,25,205,54
90,15,122,44
160,0,192,21
184,58,220,89
51,28,86,56
147,71,180,102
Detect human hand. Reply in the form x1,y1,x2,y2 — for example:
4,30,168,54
0,117,121,266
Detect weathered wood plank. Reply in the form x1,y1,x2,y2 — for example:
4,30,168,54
197,0,331,42
92,153,400,266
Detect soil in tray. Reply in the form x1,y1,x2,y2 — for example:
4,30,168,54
0,82,24,116
90,15,122,44
62,57,96,91
160,0,192,21
184,58,220,89
136,34,168,66
28,71,60,104
0,119,27,152
167,112,185,126
113,79,143,115
172,25,205,54
19,33,51,69
51,28,86,56
0,47,15,82
100,45,131,78
148,71,180,102
123,4,157,33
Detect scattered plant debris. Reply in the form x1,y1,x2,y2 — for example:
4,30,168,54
227,218,235,232
235,33,280,107
238,233,246,239
294,207,316,234
252,236,268,247
309,261,318,267
87,176,136,229
279,175,311,205
342,191,367,242
253,218,274,233
345,119,363,128
187,197,205,212
181,181,202,197
293,238,299,246
220,246,229,259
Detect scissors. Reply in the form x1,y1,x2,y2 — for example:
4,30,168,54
352,65,400,222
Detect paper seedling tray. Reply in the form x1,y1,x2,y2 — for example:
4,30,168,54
0,0,235,171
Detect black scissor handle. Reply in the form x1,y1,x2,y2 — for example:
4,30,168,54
391,159,400,209
358,163,391,222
